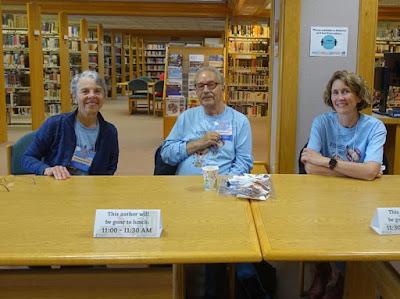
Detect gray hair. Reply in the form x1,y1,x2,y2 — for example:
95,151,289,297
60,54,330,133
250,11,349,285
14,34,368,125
194,66,225,85
70,71,107,103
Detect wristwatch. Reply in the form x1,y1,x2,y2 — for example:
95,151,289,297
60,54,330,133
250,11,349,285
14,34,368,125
329,158,337,170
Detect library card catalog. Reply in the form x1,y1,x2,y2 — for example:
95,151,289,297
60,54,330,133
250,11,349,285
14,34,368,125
371,208,400,235
93,209,163,238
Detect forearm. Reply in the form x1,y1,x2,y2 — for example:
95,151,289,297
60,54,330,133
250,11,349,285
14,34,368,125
186,139,209,155
304,162,341,177
21,155,49,175
161,140,188,165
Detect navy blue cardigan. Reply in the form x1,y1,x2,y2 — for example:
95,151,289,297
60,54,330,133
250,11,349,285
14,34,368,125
22,110,119,175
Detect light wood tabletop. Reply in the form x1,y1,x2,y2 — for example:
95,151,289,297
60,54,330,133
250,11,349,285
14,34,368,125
251,174,400,261
0,176,261,266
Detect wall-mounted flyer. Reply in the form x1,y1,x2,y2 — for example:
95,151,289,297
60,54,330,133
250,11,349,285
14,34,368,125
309,26,348,57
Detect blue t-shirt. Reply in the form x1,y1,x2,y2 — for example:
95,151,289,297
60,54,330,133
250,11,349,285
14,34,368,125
161,106,253,175
307,112,387,163
69,119,100,175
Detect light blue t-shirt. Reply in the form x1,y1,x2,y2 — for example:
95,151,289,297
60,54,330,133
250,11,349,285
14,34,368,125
307,112,387,163
161,106,253,175
69,119,100,175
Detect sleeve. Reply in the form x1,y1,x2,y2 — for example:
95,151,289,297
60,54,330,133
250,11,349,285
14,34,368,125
364,121,387,163
107,126,119,175
306,116,323,153
229,116,253,175
160,113,189,166
21,119,53,175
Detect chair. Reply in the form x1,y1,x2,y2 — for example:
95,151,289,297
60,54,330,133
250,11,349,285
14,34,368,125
153,80,164,117
251,161,269,174
128,79,149,114
153,145,177,175
6,131,36,175
138,76,152,83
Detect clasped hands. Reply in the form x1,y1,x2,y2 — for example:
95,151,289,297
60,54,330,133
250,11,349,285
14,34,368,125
300,148,329,168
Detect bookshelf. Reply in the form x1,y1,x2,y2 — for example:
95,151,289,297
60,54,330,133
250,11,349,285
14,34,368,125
145,42,166,80
88,27,99,72
163,45,224,138
42,17,61,117
111,32,123,99
0,4,6,141
58,12,71,113
103,31,112,97
68,23,81,80
132,36,145,78
226,23,270,119
121,33,129,95
2,13,31,126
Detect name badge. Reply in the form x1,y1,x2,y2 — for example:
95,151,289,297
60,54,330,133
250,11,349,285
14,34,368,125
70,146,95,172
214,121,232,141
370,207,400,235
93,209,163,238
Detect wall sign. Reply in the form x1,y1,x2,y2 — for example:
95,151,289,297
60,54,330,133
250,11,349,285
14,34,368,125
310,26,348,57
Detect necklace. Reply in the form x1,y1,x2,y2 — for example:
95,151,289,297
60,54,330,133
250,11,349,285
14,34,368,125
335,114,359,162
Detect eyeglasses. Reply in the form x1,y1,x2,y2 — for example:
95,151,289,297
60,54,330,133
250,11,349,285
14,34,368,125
195,81,220,90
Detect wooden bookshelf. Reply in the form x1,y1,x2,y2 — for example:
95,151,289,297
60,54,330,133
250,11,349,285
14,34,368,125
68,22,81,80
2,12,31,126
88,26,99,72
58,12,71,113
145,42,166,80
42,16,61,118
163,45,224,138
0,2,7,142
80,18,88,71
103,31,112,97
110,32,116,100
226,22,270,119
121,33,129,96
97,24,104,80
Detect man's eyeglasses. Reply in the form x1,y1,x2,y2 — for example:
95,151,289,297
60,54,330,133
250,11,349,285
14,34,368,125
195,81,219,90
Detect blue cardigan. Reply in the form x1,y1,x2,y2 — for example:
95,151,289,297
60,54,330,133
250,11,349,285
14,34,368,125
22,110,119,175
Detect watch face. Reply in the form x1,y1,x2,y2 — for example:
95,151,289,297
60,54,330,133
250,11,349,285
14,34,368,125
329,158,337,170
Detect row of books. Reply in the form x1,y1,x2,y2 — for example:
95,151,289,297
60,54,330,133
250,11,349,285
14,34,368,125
145,44,165,50
5,71,30,86
44,72,60,82
2,14,27,29
70,55,81,66
228,41,269,53
229,57,269,69
146,58,164,64
229,24,270,38
42,22,58,34
228,89,268,102
227,74,268,86
46,104,62,116
69,41,80,52
376,43,400,53
228,103,268,117
42,37,59,49
43,54,59,66
88,43,98,51
44,88,60,98
88,30,97,40
3,53,28,67
145,50,165,57
147,65,164,71
3,34,28,48
89,56,98,63
68,25,80,38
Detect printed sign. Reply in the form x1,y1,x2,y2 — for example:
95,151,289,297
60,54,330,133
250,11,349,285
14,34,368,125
93,209,163,238
310,26,348,57
371,208,400,235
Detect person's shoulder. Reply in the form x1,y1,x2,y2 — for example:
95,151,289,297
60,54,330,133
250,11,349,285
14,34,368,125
227,106,249,123
43,112,74,127
360,113,386,130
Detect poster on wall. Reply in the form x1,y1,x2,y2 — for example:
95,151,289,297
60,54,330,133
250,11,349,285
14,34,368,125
309,26,348,57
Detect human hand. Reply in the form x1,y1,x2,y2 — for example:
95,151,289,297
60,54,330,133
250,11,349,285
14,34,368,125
200,132,220,148
301,148,328,167
44,166,71,180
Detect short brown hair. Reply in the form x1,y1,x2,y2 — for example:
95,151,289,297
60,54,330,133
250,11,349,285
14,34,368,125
323,70,371,111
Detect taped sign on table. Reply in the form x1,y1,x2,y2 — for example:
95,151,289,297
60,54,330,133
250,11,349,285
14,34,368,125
93,209,163,238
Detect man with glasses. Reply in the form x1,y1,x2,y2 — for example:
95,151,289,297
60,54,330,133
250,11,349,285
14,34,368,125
161,66,254,298
161,66,253,176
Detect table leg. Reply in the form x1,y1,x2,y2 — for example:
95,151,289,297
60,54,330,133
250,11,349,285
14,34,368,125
173,264,185,299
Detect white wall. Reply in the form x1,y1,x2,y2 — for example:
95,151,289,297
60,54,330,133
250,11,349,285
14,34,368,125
295,0,360,170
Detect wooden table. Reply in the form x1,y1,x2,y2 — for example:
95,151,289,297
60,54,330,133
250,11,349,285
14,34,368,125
0,176,261,298
252,174,400,299
373,113,400,174
252,174,400,261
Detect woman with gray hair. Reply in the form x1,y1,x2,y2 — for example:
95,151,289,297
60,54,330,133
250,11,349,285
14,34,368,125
22,71,119,179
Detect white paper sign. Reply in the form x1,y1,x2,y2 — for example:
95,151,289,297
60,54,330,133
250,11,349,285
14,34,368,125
310,26,348,57
93,209,163,238
371,208,400,235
